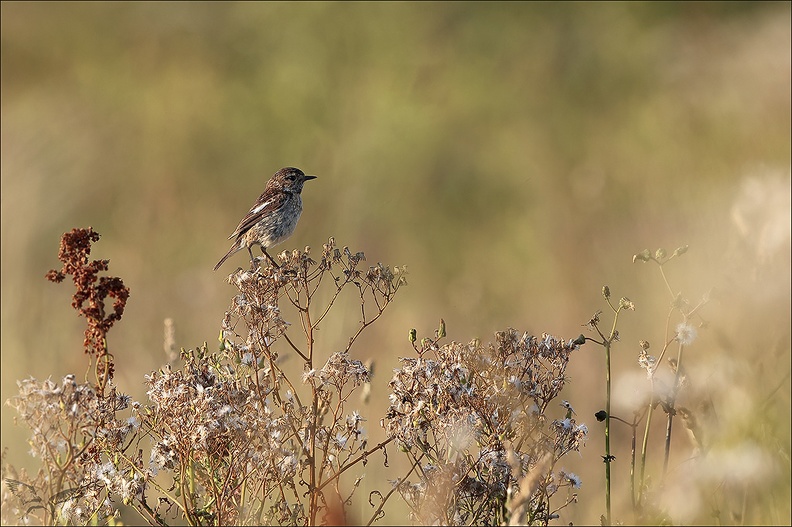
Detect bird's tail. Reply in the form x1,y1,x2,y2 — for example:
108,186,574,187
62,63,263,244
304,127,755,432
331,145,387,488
213,243,240,271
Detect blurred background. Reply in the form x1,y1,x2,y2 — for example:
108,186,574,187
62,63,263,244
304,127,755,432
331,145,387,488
2,2,790,524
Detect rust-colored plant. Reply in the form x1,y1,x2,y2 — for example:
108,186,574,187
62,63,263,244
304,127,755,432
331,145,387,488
45,227,129,395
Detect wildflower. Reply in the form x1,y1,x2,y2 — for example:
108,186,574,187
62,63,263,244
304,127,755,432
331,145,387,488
562,470,582,489
116,393,132,409
241,352,255,366
346,411,364,427
302,369,317,383
676,322,698,346
639,349,657,377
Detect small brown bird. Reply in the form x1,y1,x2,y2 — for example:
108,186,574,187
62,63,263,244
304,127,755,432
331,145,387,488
214,167,316,271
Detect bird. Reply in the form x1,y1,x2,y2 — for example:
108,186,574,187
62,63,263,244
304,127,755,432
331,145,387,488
214,167,316,271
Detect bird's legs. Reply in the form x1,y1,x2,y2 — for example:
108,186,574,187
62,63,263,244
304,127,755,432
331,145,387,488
262,248,280,267
246,246,259,269
247,245,280,269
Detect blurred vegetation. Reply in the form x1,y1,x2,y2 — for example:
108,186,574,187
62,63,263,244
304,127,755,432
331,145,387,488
2,2,789,524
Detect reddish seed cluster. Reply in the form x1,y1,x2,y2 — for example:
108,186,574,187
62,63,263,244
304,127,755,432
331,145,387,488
46,228,130,388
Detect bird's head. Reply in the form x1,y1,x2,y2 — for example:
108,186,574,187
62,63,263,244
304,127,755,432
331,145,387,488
268,167,317,193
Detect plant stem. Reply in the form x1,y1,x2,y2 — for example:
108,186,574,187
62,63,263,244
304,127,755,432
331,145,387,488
604,338,612,525
638,401,653,509
663,341,685,478
602,306,622,525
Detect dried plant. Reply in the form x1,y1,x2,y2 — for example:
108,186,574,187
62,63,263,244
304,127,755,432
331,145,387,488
5,230,594,526
44,227,130,395
3,375,139,525
382,324,587,526
3,228,133,525
4,234,412,526
137,239,407,525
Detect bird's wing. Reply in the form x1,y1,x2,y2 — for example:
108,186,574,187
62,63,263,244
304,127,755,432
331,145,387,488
227,192,285,240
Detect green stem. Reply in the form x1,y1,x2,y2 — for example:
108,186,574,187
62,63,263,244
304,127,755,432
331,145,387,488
604,339,612,525
629,416,637,514
602,306,623,525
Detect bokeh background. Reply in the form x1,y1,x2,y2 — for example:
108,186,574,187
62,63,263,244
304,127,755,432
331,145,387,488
2,2,790,524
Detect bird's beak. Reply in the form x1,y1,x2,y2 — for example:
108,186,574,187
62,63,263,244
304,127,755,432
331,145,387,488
305,175,317,181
